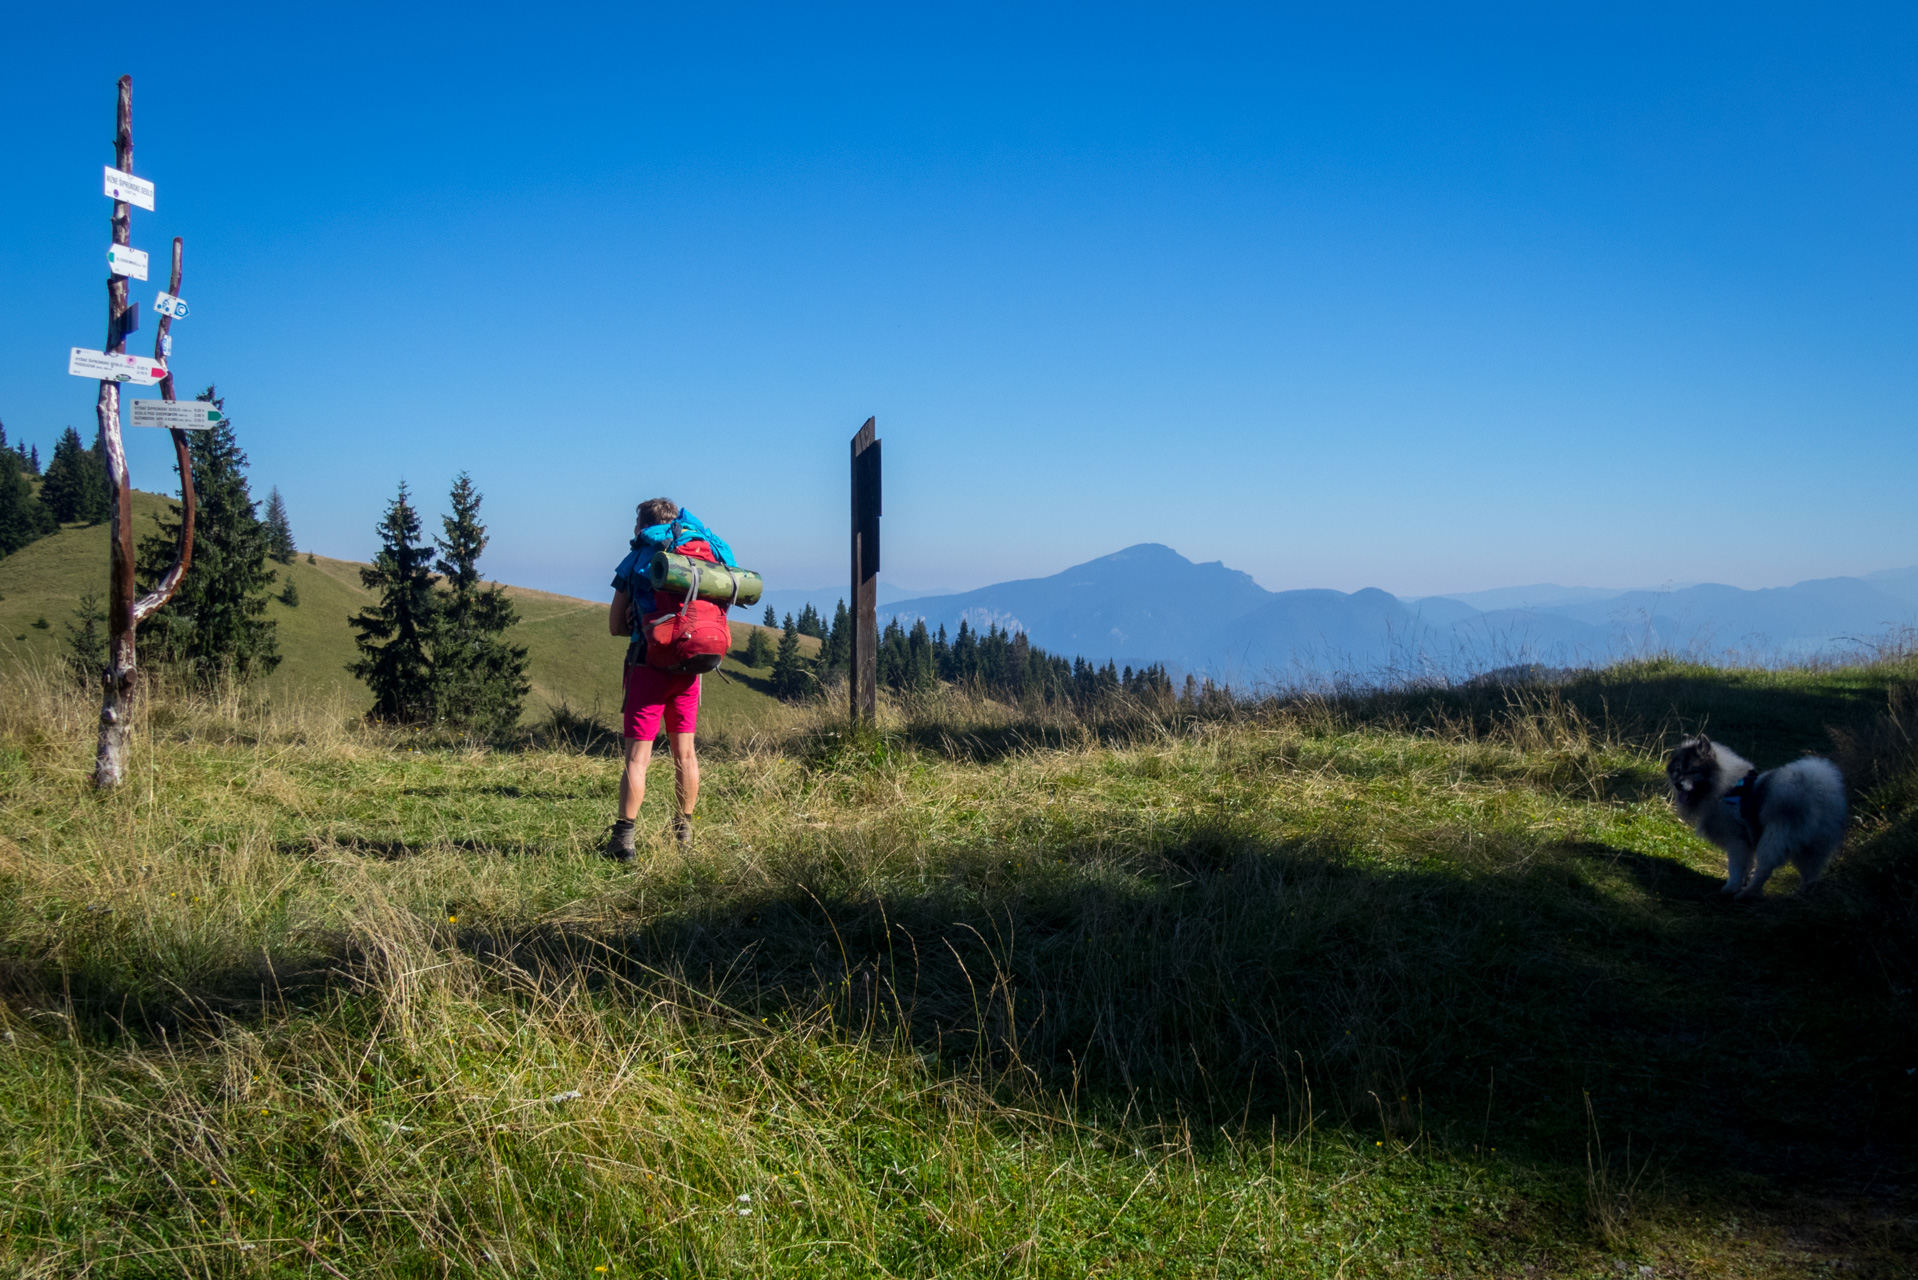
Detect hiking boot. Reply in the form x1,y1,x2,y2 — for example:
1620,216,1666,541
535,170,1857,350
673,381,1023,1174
670,813,694,850
603,819,636,863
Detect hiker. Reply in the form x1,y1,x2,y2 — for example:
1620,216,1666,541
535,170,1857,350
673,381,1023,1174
605,497,738,861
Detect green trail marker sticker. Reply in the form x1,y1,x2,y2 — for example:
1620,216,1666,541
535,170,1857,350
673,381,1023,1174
130,400,223,430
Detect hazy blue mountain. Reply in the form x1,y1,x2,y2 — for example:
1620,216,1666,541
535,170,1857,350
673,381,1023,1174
885,543,1273,664
1404,596,1481,626
879,544,1918,686
1423,583,1632,612
1212,588,1426,685
884,545,1622,682
1547,577,1917,658
1863,566,1918,608
1455,607,1615,658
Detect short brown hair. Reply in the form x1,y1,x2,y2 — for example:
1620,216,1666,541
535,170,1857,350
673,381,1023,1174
637,497,679,526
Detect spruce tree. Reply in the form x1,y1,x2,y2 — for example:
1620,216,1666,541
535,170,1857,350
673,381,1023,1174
763,604,777,628
430,472,530,735
0,444,55,558
263,487,296,563
950,619,977,684
81,427,109,523
39,427,93,523
877,617,909,690
0,420,35,475
348,481,439,723
770,613,809,700
743,625,774,668
136,389,282,686
1,421,40,478
62,592,107,688
41,425,110,525
821,599,850,678
907,618,935,690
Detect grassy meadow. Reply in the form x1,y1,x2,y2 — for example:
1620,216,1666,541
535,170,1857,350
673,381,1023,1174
0,490,803,727
1,649,1915,1277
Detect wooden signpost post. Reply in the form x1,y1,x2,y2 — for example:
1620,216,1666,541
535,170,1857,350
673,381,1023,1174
91,75,197,788
850,417,881,726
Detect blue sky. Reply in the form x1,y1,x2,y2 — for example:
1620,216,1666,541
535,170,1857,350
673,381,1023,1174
3,3,1915,601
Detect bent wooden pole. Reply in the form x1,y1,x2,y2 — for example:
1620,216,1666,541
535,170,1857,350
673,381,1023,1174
133,237,195,625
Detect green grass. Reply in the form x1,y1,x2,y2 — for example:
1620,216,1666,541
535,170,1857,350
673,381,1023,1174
0,491,802,728
0,651,1915,1276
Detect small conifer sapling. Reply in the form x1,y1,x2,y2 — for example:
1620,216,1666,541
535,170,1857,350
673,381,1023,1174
348,481,438,723
430,472,530,736
263,487,296,563
135,389,282,686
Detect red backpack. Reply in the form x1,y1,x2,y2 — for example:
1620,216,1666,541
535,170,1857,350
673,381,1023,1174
640,538,731,674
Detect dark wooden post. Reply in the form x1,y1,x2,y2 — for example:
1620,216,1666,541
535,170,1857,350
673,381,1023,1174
95,74,139,788
850,417,880,725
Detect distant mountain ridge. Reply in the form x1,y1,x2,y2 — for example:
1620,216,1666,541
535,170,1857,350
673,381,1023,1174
880,544,1918,686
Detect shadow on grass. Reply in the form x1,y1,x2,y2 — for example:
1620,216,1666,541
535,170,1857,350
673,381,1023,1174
891,719,1176,765
507,816,1911,1209
1564,840,1730,902
392,783,598,802
717,663,779,700
786,710,1189,770
16,807,1917,1248
271,835,546,860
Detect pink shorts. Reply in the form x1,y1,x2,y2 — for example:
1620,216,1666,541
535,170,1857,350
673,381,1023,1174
622,664,701,741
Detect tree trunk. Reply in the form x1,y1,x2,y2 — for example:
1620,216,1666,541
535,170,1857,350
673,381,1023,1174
95,74,137,789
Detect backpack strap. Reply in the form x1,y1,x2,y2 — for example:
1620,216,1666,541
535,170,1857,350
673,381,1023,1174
677,562,703,620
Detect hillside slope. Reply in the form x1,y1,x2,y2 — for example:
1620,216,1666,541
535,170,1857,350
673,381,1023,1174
0,491,801,728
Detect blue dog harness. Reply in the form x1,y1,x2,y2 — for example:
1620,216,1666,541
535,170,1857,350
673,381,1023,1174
1723,768,1767,845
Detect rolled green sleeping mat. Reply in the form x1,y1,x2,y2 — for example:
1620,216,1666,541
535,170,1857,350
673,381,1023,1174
648,550,765,608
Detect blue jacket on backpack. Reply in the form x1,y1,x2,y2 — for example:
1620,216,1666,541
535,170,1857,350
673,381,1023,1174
611,510,738,638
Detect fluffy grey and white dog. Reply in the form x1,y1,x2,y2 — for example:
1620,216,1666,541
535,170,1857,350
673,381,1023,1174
1665,735,1847,899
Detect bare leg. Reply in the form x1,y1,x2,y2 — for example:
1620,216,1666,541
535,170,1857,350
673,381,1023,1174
668,731,699,815
618,737,655,821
